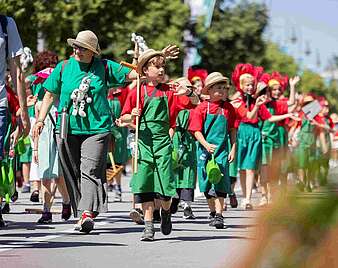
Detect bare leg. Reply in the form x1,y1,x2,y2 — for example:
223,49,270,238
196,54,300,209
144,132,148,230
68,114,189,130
22,162,31,187
160,199,171,211
142,201,154,221
214,197,224,214
239,170,246,198
245,169,255,202
207,198,216,212
41,180,52,211
54,177,70,203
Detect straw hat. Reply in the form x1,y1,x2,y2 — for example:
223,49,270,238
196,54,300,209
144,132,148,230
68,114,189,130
137,49,164,75
174,77,193,87
67,30,101,55
202,72,229,94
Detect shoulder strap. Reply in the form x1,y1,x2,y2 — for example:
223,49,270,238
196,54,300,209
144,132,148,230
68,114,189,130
204,114,218,137
0,15,9,59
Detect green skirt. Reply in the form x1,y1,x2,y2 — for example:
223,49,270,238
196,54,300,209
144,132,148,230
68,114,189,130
237,123,262,170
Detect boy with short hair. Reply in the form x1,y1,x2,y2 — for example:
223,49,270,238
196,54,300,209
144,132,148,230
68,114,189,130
120,49,196,241
189,72,237,229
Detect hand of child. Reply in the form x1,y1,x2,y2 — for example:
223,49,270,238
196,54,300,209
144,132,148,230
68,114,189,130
289,76,300,87
255,95,268,107
228,146,236,163
205,143,217,153
162,44,180,60
173,83,189,96
27,95,37,107
131,108,141,118
115,118,129,128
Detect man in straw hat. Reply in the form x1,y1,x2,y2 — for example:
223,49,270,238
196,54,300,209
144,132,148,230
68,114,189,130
119,48,198,241
189,72,237,229
33,30,137,233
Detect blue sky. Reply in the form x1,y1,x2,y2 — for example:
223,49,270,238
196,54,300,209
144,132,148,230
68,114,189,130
257,0,338,73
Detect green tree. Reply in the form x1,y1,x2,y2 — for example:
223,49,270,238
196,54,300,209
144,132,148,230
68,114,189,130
1,0,189,75
196,0,268,76
263,42,299,76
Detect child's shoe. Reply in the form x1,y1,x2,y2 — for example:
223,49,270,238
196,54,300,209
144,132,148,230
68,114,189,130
183,206,195,219
160,209,172,235
37,212,52,224
140,221,155,241
214,213,224,229
229,193,238,208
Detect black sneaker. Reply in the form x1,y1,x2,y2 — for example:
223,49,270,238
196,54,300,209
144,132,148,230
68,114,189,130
183,206,195,219
229,193,238,208
0,214,6,228
153,209,161,223
61,203,72,221
11,190,18,202
30,190,39,202
214,213,224,229
37,212,52,224
160,209,172,235
208,212,216,226
140,222,155,241
170,198,180,214
1,203,10,214
130,208,144,225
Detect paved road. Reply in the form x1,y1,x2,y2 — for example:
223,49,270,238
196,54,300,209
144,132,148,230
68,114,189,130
0,171,262,268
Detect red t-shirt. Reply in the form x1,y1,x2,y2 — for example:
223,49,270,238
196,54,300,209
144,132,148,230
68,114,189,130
108,86,130,107
189,100,236,133
231,98,271,125
6,85,20,126
121,83,193,129
268,99,289,126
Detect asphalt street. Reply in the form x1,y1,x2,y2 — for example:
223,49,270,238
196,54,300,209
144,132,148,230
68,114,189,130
0,170,260,268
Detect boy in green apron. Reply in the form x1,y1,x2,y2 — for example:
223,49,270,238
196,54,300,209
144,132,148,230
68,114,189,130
120,49,197,241
189,72,237,229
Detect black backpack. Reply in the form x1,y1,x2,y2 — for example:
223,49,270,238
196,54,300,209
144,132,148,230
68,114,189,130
0,15,8,59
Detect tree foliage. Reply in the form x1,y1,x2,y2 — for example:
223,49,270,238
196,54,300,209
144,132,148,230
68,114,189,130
196,0,268,76
0,0,189,75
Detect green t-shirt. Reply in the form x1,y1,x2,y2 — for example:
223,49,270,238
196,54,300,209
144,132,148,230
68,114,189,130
43,57,130,135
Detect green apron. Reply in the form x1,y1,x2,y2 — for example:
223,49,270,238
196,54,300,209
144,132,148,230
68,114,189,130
131,85,176,197
260,104,279,165
172,110,196,189
295,118,316,169
237,122,262,170
197,102,231,194
109,97,128,164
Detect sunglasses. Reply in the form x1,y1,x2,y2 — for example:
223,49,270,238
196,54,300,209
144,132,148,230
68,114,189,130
73,44,88,52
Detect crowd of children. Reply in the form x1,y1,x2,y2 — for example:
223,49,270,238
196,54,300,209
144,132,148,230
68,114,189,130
1,26,338,242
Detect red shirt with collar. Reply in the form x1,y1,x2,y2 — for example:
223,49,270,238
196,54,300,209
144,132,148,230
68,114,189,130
189,100,236,133
231,98,271,125
121,83,194,129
